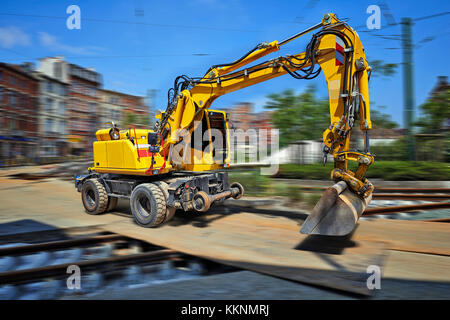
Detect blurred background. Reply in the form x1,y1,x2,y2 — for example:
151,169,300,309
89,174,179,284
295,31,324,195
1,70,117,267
0,0,449,301
0,0,448,176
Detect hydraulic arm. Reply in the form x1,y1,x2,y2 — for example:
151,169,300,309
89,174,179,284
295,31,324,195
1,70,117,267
156,13,374,198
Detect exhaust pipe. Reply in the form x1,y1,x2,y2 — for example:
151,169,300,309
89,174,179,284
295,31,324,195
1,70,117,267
192,182,244,212
300,181,372,236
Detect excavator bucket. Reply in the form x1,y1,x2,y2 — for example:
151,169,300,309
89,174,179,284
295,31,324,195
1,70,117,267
300,181,372,236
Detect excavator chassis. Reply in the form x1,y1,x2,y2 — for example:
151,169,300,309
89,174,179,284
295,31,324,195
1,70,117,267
75,171,244,227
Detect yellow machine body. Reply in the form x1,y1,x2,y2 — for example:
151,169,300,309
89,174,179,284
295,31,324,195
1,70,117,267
92,110,230,175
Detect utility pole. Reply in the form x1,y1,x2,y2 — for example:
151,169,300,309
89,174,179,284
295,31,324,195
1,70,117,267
401,17,416,160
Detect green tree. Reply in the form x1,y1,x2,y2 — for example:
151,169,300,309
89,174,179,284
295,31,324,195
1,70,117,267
121,111,137,128
415,89,450,134
264,86,330,147
414,89,450,162
367,59,397,78
264,86,399,147
370,106,399,129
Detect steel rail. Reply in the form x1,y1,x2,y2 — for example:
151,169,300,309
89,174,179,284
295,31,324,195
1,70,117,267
373,193,450,200
0,249,179,285
0,234,129,257
363,201,450,215
373,188,450,194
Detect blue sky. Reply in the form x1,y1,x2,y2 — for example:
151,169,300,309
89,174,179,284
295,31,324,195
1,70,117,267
0,0,449,127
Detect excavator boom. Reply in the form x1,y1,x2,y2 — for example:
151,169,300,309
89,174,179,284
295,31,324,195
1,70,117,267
154,13,375,235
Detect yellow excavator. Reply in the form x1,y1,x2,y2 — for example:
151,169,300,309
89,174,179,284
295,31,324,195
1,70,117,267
75,13,374,236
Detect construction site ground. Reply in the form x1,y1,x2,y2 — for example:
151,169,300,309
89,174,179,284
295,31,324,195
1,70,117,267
0,164,449,299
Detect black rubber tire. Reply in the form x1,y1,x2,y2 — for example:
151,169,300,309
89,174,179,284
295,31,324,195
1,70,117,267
152,181,176,223
130,183,166,227
81,179,108,215
106,197,118,212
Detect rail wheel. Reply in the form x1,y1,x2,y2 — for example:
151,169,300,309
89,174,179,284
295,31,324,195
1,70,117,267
130,183,166,227
192,191,211,212
230,182,245,199
81,179,108,215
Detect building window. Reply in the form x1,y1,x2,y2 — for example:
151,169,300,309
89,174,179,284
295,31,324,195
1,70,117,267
59,120,65,134
110,96,120,105
9,118,16,130
10,93,17,107
45,118,54,133
46,98,53,112
46,81,52,93
59,101,65,116
54,62,62,79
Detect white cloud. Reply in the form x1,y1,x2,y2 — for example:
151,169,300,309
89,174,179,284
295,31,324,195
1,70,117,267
0,26,31,48
38,32,103,55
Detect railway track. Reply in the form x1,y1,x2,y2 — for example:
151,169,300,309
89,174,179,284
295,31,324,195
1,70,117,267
362,187,450,220
295,186,450,219
0,229,238,299
364,201,450,216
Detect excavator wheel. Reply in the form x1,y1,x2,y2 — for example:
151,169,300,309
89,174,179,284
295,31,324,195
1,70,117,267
130,183,166,227
152,181,177,223
81,179,108,215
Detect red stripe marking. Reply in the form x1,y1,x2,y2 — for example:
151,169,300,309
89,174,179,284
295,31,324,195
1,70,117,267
336,42,345,54
137,149,149,157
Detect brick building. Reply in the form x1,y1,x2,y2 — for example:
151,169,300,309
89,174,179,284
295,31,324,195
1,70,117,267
99,89,149,130
226,102,254,132
0,63,39,162
223,102,277,159
67,63,102,154
36,57,69,156
34,73,68,156
3,56,150,159
252,110,276,147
